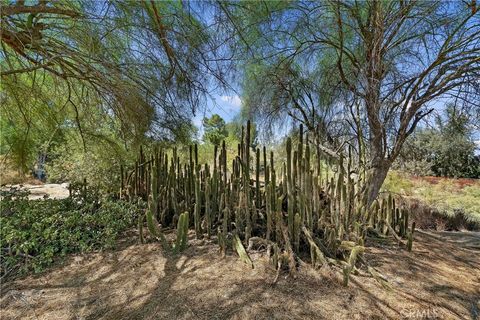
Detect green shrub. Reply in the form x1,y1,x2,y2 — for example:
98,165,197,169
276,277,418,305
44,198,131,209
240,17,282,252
395,105,480,178
0,188,141,277
45,137,130,193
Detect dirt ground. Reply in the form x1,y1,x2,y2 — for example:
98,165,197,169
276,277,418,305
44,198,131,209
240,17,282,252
1,183,70,200
1,230,479,320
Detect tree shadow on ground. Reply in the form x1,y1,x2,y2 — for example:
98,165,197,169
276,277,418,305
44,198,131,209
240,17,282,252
1,229,479,320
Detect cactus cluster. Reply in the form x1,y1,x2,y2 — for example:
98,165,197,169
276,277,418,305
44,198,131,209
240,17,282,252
121,121,414,283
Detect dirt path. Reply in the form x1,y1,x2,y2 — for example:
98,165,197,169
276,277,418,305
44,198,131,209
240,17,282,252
1,183,69,200
1,230,479,320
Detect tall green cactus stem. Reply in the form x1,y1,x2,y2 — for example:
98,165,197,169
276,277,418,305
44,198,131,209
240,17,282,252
244,198,252,242
286,137,294,237
386,194,393,234
407,222,416,252
149,157,159,217
183,211,189,249
194,163,202,239
305,143,313,230
297,124,303,190
270,150,275,178
293,151,298,203
235,205,242,235
263,146,269,186
175,211,189,253
272,243,279,269
146,197,168,249
299,161,305,223
205,177,212,238
271,165,276,213
194,143,198,167
222,206,229,241
266,180,273,240
403,209,409,238
256,148,261,210
244,121,252,242
298,124,303,159
211,165,219,225
222,141,227,183
276,197,283,242
294,213,301,253
378,198,386,234
138,213,145,244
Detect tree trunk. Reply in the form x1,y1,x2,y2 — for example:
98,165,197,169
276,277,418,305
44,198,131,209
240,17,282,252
365,155,391,206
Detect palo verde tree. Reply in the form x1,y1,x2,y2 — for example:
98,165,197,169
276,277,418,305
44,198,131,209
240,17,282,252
1,0,231,177
221,0,480,204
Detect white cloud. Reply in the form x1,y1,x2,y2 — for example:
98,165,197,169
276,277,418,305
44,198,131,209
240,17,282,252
219,95,242,108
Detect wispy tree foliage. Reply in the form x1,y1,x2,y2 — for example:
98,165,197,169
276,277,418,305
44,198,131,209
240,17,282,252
220,0,480,203
1,0,231,171
1,0,478,197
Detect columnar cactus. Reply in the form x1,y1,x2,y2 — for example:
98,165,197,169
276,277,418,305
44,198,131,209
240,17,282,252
294,213,301,253
407,221,416,252
122,119,413,280
286,137,294,237
194,163,202,239
175,211,189,253
244,120,252,242
205,177,212,238
343,245,365,286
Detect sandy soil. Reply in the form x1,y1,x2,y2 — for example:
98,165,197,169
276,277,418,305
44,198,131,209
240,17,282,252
1,183,70,200
1,230,479,320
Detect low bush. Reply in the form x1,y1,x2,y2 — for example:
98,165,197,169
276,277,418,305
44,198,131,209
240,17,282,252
0,188,142,278
394,106,480,179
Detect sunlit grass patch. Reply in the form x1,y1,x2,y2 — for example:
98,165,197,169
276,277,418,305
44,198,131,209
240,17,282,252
383,171,480,224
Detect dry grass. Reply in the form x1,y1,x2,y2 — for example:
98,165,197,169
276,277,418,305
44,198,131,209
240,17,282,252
383,171,480,225
0,157,41,186
1,230,479,320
